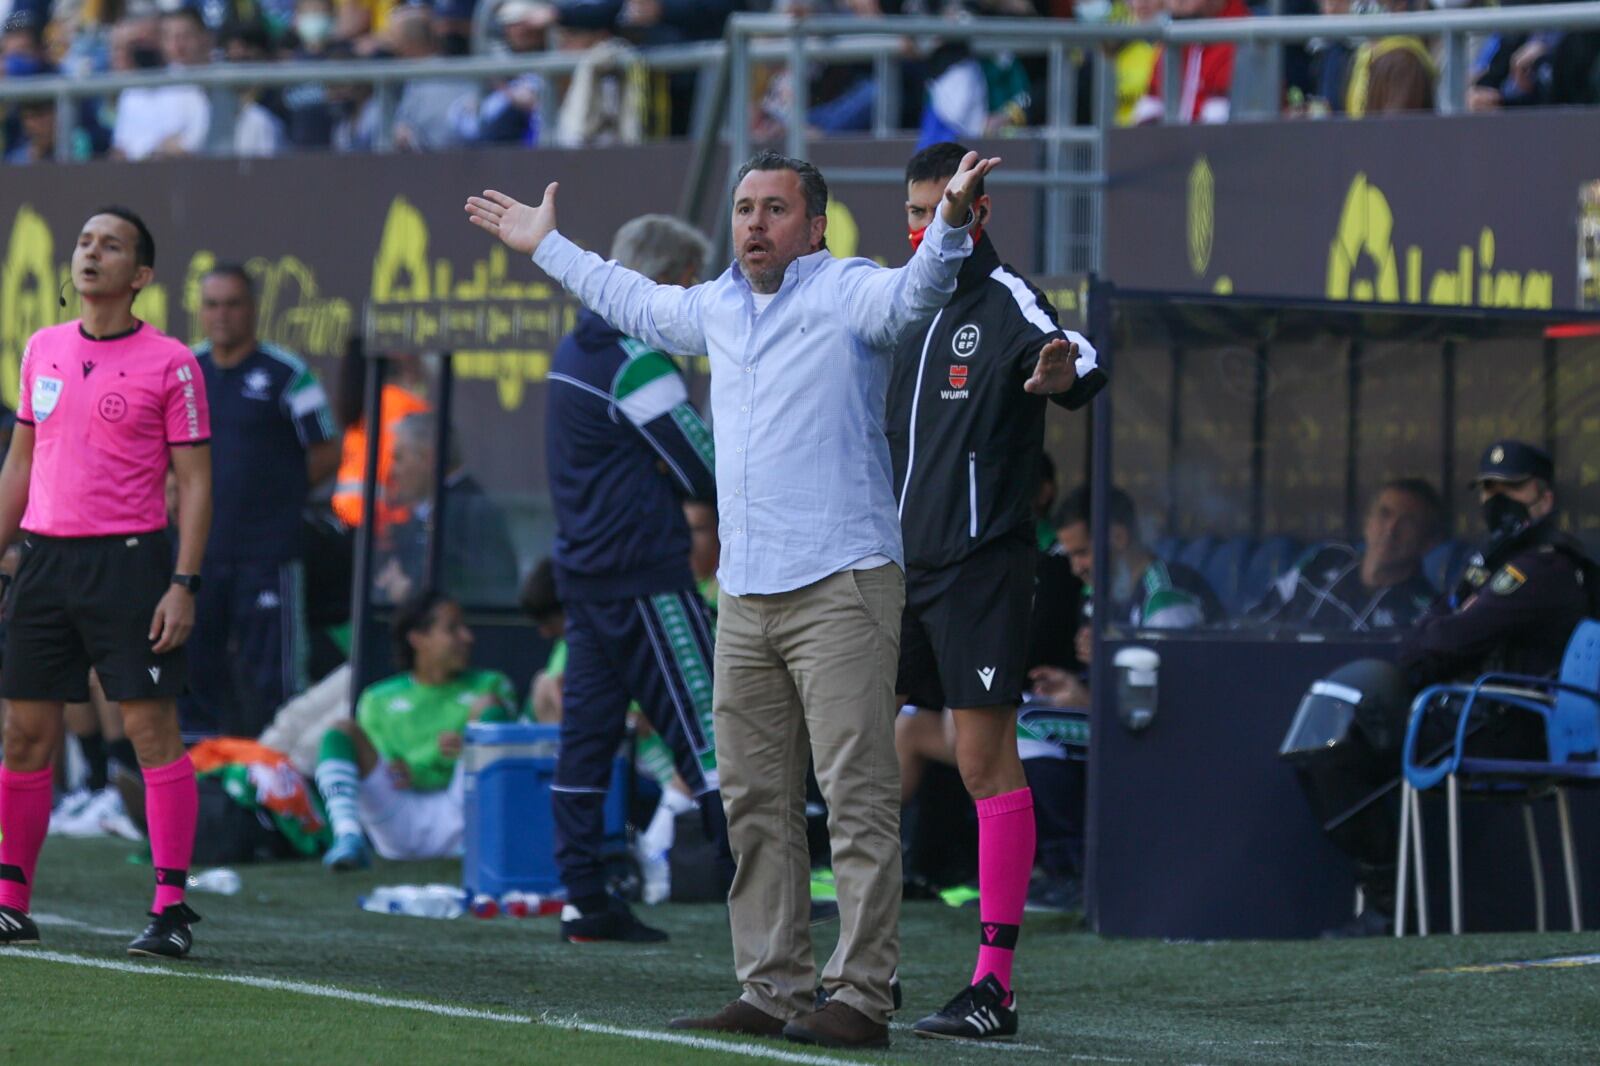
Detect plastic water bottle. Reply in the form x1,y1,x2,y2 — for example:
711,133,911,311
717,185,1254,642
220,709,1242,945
187,868,242,896
358,884,467,919
469,893,500,919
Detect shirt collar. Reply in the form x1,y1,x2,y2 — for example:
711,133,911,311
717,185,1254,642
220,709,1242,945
728,246,835,296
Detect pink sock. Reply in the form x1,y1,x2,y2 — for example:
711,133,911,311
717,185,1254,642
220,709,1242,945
0,766,54,913
972,787,1035,994
143,755,198,912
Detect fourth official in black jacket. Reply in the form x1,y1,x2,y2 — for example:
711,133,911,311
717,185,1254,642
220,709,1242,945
888,232,1104,573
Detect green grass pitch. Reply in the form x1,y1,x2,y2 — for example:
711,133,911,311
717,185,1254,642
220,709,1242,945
3,838,1598,1064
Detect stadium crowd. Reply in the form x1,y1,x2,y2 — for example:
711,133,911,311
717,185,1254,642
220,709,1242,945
3,0,1599,163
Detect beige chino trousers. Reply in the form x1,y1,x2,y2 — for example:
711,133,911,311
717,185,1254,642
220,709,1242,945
714,563,905,1024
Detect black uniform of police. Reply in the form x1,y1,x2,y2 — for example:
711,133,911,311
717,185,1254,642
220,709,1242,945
886,232,1105,709
1286,442,1598,922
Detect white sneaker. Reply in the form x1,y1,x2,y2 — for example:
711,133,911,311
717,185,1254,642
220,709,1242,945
49,789,100,837
638,846,671,905
87,788,143,842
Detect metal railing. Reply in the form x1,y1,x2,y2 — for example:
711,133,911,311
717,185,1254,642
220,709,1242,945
703,5,1600,273
5,5,1600,270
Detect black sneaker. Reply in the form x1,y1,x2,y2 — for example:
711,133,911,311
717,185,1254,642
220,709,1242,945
0,905,40,945
912,974,1018,1041
560,897,668,943
1025,873,1084,914
1320,907,1393,940
128,902,201,959
814,969,903,1012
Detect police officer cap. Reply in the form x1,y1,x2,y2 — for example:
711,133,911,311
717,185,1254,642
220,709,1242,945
1471,439,1553,487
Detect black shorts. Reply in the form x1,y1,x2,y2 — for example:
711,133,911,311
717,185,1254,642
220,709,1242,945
1,531,187,703
897,535,1036,710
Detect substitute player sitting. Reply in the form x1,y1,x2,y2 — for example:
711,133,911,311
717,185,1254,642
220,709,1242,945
315,591,518,870
0,206,213,958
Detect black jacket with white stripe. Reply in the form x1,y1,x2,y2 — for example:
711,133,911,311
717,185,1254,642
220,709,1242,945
887,234,1105,571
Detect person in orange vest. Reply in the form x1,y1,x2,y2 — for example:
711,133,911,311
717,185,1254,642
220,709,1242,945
330,341,429,530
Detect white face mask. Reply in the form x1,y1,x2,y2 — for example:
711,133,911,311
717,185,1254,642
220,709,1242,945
296,11,334,45
1075,0,1113,21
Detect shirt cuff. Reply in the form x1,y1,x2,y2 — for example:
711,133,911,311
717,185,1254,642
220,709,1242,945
921,210,973,263
532,231,581,278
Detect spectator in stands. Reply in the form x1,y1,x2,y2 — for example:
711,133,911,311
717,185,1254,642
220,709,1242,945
373,412,520,606
111,6,212,160
477,0,551,146
220,20,288,157
314,591,519,870
4,99,55,163
185,263,340,739
282,0,353,149
1104,0,1161,125
1248,479,1443,631
1132,0,1247,125
1343,0,1436,118
1470,23,1600,110
335,0,399,53
1295,0,1358,116
548,6,647,148
2,9,110,161
389,6,479,150
916,39,1032,147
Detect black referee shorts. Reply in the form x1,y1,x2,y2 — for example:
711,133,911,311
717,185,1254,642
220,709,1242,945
896,534,1037,710
1,532,187,704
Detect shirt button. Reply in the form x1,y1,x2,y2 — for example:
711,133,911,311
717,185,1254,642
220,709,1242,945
740,405,749,413
736,447,743,454
735,527,743,534
744,366,753,373
735,489,743,496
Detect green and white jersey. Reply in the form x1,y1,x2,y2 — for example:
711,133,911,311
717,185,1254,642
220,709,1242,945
356,669,517,792
1125,559,1219,629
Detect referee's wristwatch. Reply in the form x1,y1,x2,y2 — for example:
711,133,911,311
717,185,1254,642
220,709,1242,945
171,573,202,594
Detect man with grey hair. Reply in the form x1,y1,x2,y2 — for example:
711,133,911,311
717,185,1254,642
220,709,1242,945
374,412,518,606
466,148,997,1048
537,212,729,947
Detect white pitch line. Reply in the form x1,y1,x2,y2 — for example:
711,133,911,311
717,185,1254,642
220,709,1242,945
887,1022,1048,1053
32,913,127,937
0,948,870,1066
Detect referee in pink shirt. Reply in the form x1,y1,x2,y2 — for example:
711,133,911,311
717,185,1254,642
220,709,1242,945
0,206,213,959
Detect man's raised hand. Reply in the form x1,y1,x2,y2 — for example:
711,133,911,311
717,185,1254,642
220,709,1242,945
940,150,1001,228
465,184,559,256
1023,337,1080,395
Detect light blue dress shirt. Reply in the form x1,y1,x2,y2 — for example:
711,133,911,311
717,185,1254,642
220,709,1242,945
533,211,973,596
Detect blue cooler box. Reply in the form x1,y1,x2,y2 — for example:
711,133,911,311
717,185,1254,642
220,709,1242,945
462,722,629,897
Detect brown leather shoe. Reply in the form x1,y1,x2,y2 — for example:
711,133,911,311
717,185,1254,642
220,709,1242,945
668,998,787,1037
782,1000,890,1049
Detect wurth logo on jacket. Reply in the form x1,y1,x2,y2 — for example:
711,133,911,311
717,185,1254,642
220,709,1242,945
887,235,1106,571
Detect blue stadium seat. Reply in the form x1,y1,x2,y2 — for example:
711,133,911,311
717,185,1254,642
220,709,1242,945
1176,536,1218,576
1153,535,1182,564
1424,539,1472,593
1240,536,1302,611
1203,537,1254,616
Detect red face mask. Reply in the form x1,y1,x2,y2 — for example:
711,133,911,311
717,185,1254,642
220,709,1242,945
907,218,984,253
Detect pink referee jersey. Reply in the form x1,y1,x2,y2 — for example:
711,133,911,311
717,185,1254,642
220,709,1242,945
16,321,210,538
